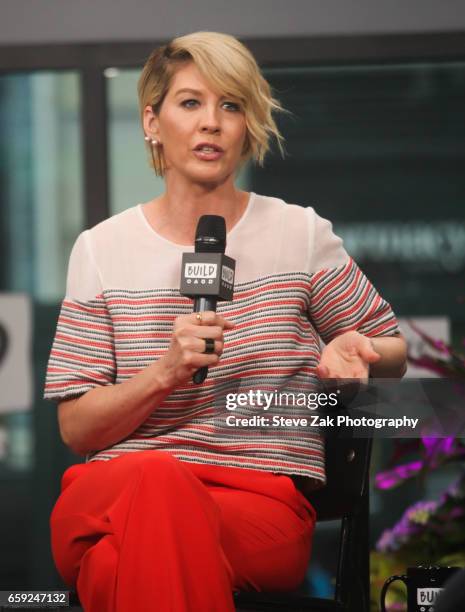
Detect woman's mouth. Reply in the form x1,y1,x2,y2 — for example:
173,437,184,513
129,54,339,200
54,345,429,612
193,144,224,161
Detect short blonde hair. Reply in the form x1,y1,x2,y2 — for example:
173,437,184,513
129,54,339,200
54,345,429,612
137,31,286,176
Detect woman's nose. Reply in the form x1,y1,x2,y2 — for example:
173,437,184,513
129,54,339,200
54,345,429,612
199,105,221,133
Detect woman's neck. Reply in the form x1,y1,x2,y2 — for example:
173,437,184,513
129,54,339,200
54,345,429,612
143,181,250,246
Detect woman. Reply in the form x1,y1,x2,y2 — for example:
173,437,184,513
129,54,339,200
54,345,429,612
44,31,407,612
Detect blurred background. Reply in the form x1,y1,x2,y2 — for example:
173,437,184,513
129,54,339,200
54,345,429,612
0,1,464,608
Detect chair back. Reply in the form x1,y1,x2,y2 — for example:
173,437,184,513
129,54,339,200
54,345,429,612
306,433,372,520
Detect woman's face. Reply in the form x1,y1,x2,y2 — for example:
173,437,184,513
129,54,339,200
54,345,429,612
144,62,248,186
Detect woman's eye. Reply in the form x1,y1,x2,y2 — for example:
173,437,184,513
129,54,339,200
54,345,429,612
181,99,199,108
223,101,240,111
180,99,240,111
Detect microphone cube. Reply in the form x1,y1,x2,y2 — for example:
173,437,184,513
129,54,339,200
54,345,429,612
180,253,235,301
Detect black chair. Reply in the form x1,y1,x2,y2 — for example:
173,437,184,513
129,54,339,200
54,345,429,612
234,432,373,612
58,428,372,612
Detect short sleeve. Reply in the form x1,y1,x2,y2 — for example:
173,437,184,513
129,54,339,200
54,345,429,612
43,231,116,402
307,209,400,345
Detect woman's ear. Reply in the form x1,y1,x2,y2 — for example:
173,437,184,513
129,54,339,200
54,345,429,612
143,105,160,141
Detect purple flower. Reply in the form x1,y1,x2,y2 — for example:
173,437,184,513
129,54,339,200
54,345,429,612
439,472,465,503
375,460,423,490
377,529,397,553
376,439,465,491
406,500,438,525
422,437,455,457
376,500,438,553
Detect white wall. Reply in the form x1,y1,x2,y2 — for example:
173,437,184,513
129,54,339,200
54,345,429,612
1,0,465,45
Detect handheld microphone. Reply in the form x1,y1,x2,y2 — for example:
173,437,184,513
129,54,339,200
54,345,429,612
179,215,235,384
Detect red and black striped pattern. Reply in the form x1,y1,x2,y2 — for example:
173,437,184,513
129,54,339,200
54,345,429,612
45,260,398,481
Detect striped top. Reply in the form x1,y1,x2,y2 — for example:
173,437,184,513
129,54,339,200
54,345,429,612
44,192,399,484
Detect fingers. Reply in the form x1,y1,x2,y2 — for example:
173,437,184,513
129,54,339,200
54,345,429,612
315,364,330,379
191,311,235,329
359,345,381,363
175,312,234,343
191,326,225,340
222,318,236,330
161,310,238,387
179,350,221,369
350,335,380,364
193,337,224,356
316,361,369,380
174,332,224,355
174,323,229,350
166,312,233,384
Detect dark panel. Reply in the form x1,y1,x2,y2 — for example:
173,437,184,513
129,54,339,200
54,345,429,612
81,69,109,228
0,32,464,71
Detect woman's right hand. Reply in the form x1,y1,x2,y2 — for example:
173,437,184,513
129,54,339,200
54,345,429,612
158,311,235,387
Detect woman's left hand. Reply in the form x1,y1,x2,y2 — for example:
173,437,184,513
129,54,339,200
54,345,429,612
315,330,381,382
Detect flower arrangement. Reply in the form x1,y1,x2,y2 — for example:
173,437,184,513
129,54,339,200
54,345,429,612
370,322,465,611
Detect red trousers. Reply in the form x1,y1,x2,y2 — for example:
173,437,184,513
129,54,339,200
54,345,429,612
50,450,316,612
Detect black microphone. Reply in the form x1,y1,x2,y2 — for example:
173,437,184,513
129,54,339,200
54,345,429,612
179,215,235,384
193,215,226,320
